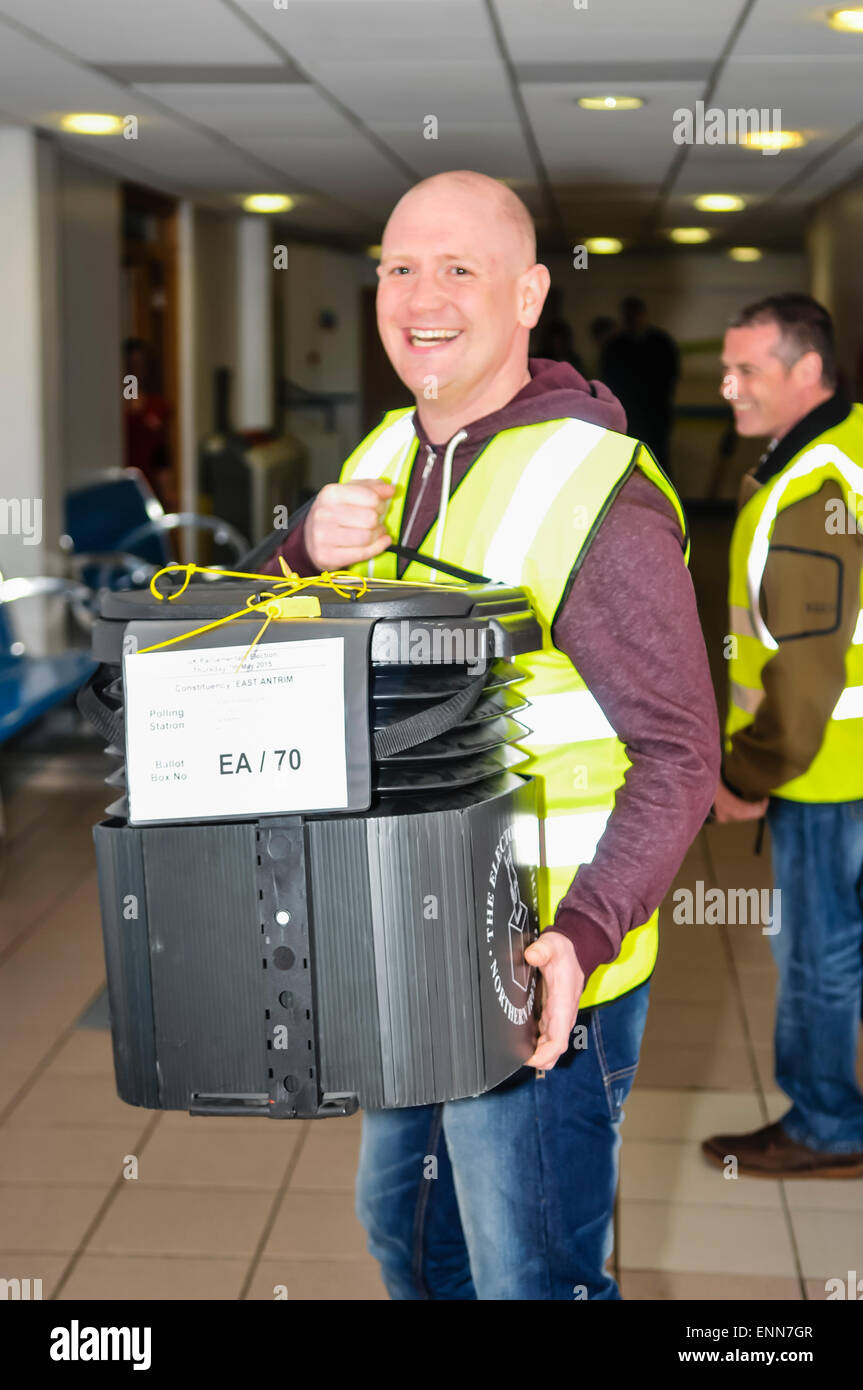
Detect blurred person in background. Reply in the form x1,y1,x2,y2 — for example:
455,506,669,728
588,314,617,375
535,287,586,373
705,293,863,1178
123,337,174,510
601,296,680,472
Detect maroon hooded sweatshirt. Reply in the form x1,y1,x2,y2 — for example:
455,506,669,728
263,359,720,987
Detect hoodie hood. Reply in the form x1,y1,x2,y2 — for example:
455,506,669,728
412,356,627,460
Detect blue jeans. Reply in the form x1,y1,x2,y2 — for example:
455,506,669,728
767,797,863,1153
354,979,650,1300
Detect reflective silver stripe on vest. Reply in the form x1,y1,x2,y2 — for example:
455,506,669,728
520,690,616,745
351,411,416,482
514,812,541,874
747,443,863,652
481,420,608,585
730,680,762,715
854,611,863,645
832,686,863,720
542,809,612,867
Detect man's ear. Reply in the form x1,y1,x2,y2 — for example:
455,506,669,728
792,349,825,390
519,263,552,329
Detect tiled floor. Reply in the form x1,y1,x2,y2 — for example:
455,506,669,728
1,520,861,1301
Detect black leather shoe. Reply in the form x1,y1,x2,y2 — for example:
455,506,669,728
702,1121,863,1178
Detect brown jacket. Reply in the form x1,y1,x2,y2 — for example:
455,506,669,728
723,392,863,799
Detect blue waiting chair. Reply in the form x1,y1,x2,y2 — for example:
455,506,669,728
64,468,249,590
0,576,97,746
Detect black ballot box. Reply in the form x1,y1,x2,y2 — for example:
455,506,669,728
79,575,544,1118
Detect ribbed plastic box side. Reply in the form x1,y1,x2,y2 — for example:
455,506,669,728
92,822,160,1108
307,819,386,1110
364,810,482,1108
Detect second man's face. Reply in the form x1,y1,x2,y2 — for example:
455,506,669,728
721,322,806,439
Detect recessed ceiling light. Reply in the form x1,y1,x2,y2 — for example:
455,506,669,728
584,237,623,254
577,95,644,111
694,194,746,212
826,7,863,31
728,247,763,262
60,113,123,135
668,227,711,244
242,194,294,214
741,129,806,151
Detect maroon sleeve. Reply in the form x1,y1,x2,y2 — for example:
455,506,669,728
544,469,720,979
256,518,318,578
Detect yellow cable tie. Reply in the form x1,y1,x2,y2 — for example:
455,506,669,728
134,589,322,661
135,559,474,665
235,608,274,672
133,605,262,654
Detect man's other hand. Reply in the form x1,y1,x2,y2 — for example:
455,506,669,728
523,932,585,1070
305,479,396,571
713,778,769,823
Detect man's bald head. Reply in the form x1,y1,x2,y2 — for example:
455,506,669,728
384,170,537,271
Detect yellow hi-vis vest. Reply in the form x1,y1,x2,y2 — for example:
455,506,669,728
726,404,863,803
339,408,689,1007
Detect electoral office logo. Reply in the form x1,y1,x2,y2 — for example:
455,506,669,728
485,825,537,1025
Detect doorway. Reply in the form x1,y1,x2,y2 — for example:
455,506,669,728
121,183,180,512
360,286,413,436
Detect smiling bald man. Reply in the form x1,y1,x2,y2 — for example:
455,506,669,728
256,170,719,1300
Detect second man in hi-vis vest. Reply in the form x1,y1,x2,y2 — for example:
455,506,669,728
265,170,720,1299
705,294,863,1179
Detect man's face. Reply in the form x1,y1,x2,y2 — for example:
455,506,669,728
721,322,816,438
376,188,540,402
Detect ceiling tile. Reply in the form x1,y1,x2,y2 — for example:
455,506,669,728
133,83,351,138
234,0,494,65
712,54,863,128
0,0,278,63
733,0,863,58
521,81,704,184
495,0,743,62
245,130,408,198
367,121,535,181
306,61,518,125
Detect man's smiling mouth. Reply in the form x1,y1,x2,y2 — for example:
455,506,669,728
405,328,462,348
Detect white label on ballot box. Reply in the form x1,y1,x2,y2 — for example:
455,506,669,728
124,637,347,823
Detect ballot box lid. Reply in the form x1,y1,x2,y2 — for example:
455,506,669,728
93,579,542,666
98,578,530,623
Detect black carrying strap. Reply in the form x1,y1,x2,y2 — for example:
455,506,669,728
236,496,315,572
78,670,125,748
373,668,488,760
236,494,492,587
386,543,490,584
79,661,490,764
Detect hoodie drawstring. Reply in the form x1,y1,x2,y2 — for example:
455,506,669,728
428,429,467,583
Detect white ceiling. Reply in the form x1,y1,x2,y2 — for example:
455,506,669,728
0,0,860,248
